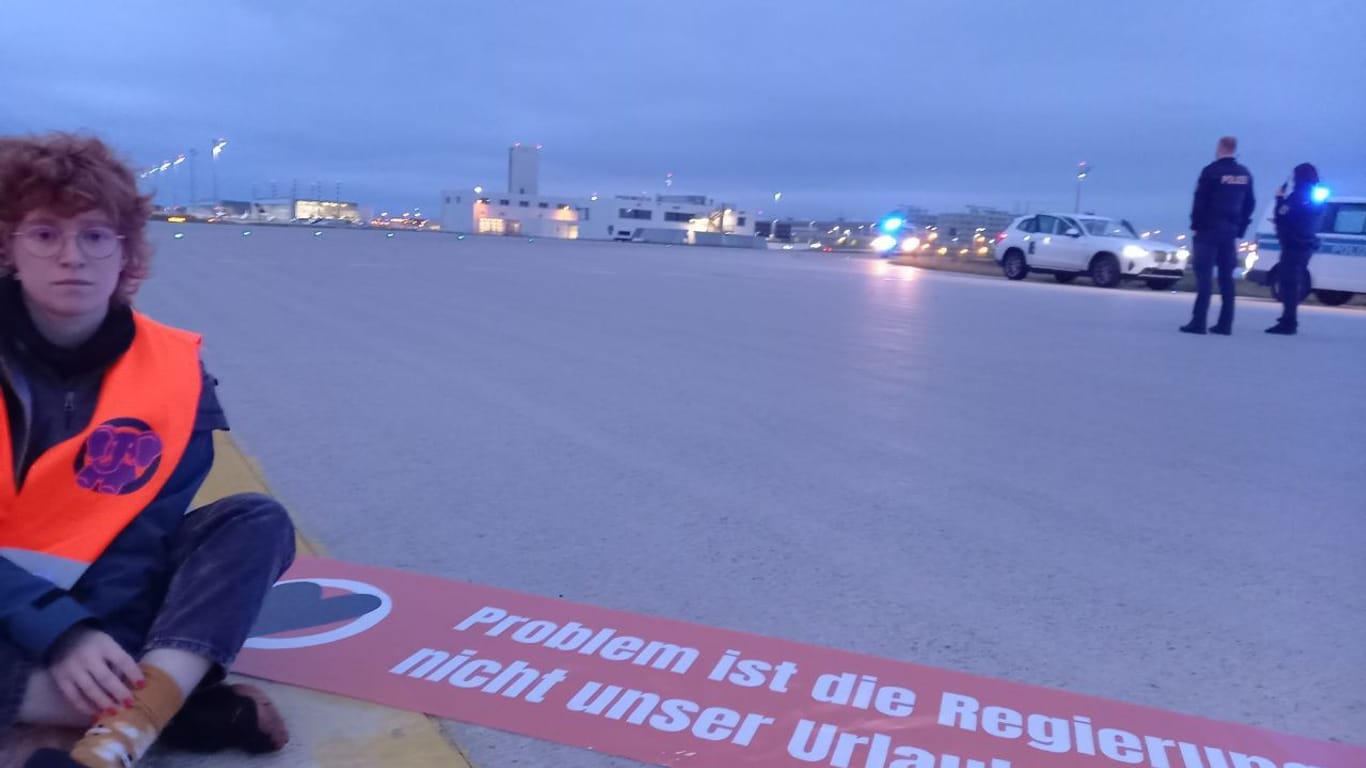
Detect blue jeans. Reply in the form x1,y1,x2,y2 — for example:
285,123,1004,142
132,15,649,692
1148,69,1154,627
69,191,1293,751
1190,236,1238,329
0,493,295,732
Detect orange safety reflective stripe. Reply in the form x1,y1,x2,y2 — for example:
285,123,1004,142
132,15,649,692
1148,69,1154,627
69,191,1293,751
0,312,202,576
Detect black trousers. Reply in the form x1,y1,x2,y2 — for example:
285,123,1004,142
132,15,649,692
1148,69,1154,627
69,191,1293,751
1190,236,1238,329
1276,249,1312,327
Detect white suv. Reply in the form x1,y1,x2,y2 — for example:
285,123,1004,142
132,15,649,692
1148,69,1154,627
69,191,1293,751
994,213,1189,289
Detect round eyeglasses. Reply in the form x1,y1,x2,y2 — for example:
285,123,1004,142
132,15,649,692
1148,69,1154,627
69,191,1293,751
10,224,126,260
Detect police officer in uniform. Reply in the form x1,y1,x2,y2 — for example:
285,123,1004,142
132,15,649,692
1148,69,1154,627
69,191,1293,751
1181,136,1256,335
1267,163,1327,335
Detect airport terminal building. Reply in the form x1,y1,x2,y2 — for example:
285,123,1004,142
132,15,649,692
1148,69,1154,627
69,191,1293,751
441,145,755,243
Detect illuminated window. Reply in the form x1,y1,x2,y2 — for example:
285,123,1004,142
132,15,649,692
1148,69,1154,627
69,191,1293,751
478,217,506,235
294,200,360,222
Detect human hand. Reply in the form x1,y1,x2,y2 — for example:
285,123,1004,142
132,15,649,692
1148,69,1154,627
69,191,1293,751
48,626,144,717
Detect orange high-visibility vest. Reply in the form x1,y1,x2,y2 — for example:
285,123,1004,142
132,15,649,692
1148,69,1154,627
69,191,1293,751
0,312,202,589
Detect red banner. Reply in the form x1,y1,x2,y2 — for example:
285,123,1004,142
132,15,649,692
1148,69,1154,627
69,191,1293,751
234,557,1361,768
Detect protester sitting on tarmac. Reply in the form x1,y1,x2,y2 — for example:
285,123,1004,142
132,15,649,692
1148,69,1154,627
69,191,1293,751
0,133,295,768
1267,162,1327,336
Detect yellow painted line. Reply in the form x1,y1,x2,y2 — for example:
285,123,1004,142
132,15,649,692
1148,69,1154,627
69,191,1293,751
195,432,476,768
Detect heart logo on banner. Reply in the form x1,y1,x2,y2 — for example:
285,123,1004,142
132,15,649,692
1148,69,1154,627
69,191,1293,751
245,578,392,650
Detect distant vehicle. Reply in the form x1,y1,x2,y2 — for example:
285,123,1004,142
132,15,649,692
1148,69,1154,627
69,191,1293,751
994,214,1189,289
1246,194,1365,307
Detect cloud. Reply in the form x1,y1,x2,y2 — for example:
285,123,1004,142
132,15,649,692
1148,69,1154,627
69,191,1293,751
2,0,1362,232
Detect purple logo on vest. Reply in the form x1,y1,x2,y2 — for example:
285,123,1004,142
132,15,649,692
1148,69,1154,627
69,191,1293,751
74,418,164,496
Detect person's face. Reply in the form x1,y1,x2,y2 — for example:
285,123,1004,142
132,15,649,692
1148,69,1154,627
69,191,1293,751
7,208,125,319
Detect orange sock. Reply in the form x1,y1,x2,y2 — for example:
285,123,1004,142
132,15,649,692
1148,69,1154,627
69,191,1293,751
69,663,185,768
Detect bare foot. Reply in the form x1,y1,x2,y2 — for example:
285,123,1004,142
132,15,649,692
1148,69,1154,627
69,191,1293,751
228,685,289,753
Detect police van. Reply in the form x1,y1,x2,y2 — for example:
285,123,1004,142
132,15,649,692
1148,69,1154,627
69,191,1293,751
1247,194,1366,306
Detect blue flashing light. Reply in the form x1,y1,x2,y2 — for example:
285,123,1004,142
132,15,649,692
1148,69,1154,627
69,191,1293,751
1311,185,1331,204
879,216,905,234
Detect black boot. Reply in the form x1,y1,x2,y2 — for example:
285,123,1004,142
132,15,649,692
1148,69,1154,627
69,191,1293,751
1179,322,1206,335
1208,324,1232,335
1265,322,1297,335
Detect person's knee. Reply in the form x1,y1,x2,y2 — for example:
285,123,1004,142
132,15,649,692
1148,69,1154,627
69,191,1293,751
242,491,293,524
188,493,296,564
234,493,295,554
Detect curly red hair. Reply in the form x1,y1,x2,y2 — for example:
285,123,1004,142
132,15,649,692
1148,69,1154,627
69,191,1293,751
0,133,153,305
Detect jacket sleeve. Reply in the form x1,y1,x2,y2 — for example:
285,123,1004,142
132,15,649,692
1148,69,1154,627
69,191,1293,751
1190,166,1213,232
1239,171,1257,238
196,361,230,433
1291,197,1325,249
0,558,96,662
142,427,218,522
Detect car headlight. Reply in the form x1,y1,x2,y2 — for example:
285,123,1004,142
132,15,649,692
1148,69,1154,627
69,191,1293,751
1122,244,1149,260
1176,247,1190,262
871,235,897,252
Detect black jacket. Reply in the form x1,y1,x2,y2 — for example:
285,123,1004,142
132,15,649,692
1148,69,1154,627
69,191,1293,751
0,278,228,661
1190,157,1256,239
1274,184,1325,253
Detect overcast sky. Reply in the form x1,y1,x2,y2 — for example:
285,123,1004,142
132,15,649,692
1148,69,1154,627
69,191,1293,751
3,0,1363,231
